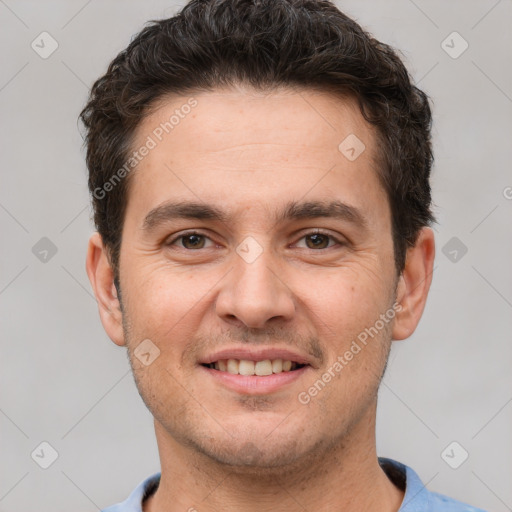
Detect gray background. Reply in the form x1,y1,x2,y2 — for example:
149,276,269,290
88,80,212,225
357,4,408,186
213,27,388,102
1,1,511,511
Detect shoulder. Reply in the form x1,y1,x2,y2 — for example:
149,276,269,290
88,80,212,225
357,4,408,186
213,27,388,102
101,473,161,512
426,489,488,512
378,457,488,512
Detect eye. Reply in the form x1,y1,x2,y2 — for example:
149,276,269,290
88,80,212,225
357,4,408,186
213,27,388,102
294,231,343,250
167,231,215,250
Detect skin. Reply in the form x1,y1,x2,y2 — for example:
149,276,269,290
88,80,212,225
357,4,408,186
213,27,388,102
86,86,435,512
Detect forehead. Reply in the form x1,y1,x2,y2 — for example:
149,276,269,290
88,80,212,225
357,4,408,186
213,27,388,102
126,87,389,229
138,86,377,162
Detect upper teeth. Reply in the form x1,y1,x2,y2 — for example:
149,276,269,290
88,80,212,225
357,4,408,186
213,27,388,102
209,359,296,376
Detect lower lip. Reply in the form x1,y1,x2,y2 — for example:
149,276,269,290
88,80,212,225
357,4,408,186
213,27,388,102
199,365,310,395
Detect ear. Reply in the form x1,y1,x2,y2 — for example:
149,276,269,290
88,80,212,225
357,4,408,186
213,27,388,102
85,232,126,346
392,227,435,341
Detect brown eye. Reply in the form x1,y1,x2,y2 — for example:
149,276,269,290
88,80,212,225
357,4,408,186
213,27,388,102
304,233,330,249
180,234,206,249
167,231,214,250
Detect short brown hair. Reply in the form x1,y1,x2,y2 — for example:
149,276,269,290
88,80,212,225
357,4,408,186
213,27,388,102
80,0,435,282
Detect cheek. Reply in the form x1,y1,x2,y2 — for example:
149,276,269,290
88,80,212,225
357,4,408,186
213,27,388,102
122,269,203,421
302,264,391,343
125,260,214,328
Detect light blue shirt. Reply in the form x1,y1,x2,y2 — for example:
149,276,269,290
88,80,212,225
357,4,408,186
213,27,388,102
101,457,488,511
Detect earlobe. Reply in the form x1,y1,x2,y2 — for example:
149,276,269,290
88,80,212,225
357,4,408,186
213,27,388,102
392,227,435,341
85,232,126,347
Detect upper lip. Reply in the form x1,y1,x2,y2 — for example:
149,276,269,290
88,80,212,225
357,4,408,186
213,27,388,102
198,347,316,368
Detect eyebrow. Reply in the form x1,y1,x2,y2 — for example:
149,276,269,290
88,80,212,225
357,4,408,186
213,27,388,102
279,200,367,230
142,199,368,233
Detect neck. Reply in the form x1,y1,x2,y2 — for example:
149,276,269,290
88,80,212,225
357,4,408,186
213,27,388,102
144,402,404,512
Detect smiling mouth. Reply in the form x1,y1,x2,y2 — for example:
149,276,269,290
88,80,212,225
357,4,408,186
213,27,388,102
201,359,307,376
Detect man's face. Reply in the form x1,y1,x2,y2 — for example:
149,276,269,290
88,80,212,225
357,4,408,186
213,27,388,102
115,88,399,469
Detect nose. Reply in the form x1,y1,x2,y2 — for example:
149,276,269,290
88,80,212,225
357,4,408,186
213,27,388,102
215,247,296,330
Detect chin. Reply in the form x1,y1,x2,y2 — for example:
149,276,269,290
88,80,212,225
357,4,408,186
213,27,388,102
198,439,304,470
185,423,329,473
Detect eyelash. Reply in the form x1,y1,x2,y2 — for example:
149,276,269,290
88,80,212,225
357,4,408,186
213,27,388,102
166,230,344,250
